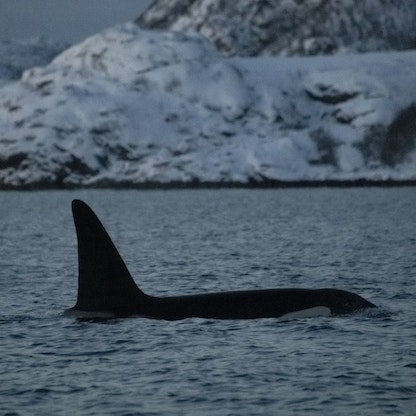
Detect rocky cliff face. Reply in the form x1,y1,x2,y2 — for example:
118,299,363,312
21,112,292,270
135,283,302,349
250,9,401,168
137,0,416,57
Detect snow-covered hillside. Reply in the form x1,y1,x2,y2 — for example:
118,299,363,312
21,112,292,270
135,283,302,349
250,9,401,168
138,0,416,57
0,23,415,189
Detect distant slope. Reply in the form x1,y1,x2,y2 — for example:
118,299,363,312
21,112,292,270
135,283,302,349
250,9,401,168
137,0,416,57
0,38,67,87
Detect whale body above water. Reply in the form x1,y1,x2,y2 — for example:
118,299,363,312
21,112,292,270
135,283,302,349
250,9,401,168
65,200,376,320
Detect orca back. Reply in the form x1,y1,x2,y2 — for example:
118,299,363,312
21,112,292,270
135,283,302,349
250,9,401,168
67,200,376,320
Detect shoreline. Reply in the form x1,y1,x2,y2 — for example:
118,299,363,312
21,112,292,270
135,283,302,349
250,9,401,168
1,178,415,191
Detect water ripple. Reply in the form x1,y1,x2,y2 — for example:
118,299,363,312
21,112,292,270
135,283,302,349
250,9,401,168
1,189,416,415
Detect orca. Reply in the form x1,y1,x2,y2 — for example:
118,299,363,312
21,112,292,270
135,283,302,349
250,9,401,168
65,199,376,320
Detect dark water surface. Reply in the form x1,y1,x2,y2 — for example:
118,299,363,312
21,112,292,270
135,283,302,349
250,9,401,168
1,189,415,415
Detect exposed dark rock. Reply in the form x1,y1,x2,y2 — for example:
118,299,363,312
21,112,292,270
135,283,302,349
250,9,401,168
137,0,416,57
381,105,416,166
0,152,27,169
310,128,337,167
305,86,359,105
357,124,388,166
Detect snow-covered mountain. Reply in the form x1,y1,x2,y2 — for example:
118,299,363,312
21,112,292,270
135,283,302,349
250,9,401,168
138,0,416,57
0,22,415,189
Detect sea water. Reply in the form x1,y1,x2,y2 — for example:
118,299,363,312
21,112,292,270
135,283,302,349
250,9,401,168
1,188,415,415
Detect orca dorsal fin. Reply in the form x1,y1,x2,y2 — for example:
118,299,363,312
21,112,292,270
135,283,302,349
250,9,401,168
71,199,145,316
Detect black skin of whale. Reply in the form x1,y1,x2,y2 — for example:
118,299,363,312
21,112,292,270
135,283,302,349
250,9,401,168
66,199,376,320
